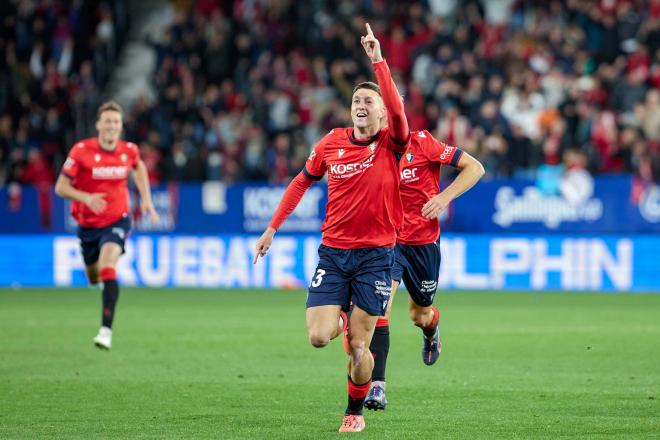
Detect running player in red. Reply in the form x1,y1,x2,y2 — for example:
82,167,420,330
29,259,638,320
55,101,159,350
254,24,408,433
364,129,484,411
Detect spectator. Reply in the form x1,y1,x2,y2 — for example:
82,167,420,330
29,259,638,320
3,0,660,185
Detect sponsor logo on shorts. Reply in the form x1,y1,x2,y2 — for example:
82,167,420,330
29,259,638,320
420,279,438,293
111,227,126,240
374,280,391,297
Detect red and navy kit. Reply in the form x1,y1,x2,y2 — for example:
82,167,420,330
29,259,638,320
267,60,409,315
397,130,463,246
302,127,405,249
394,130,463,306
61,138,140,228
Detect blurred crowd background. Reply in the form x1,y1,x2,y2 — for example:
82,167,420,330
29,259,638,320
1,0,660,188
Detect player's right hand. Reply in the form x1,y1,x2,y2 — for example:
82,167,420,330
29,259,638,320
361,23,383,63
253,227,276,264
85,193,107,214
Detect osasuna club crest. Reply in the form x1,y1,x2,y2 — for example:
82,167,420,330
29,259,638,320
369,142,377,153
405,150,414,163
121,153,128,162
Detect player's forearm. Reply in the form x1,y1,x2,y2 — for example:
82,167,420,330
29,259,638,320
373,60,409,144
269,172,314,231
55,176,90,204
440,162,484,202
133,161,154,204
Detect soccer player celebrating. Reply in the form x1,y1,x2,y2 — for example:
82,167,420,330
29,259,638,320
55,101,159,350
254,24,408,433
364,129,484,411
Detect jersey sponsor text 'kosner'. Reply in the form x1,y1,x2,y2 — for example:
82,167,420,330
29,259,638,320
91,166,129,180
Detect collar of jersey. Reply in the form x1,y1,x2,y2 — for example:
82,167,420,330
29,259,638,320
349,129,381,146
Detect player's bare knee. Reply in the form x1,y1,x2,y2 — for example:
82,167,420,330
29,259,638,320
308,331,331,348
410,310,427,327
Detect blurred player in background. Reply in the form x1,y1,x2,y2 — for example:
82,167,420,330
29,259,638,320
364,129,484,410
254,24,409,432
55,101,159,350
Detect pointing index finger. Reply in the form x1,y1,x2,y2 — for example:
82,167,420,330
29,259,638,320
365,23,374,37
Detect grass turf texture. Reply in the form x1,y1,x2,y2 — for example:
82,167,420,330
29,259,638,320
1,288,659,439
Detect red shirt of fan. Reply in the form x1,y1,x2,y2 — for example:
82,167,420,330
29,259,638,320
304,128,405,249
398,130,463,245
61,138,140,228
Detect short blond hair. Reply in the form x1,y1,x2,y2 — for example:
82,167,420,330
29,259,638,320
352,81,381,96
97,101,124,120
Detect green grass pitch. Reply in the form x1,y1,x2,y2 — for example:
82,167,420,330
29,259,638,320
1,288,659,439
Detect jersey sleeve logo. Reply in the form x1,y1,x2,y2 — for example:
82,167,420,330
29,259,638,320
417,131,427,138
308,150,316,161
63,157,75,169
440,145,455,161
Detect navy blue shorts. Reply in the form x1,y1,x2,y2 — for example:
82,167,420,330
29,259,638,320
77,216,131,266
391,241,441,307
306,245,394,316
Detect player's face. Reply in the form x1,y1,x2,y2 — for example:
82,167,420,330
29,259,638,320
96,110,123,144
351,89,385,129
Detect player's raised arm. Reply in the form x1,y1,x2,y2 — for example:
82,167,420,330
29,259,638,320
361,23,409,147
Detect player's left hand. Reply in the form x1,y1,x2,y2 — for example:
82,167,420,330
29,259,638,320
141,200,160,224
254,227,276,264
361,23,383,63
421,193,450,219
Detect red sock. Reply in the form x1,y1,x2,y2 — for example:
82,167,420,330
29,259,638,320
422,306,439,337
346,376,371,415
375,318,389,328
99,267,116,281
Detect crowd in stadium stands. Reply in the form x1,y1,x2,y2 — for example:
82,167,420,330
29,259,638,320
1,0,660,187
0,0,128,190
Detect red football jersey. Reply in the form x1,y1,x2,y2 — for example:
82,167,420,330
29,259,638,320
61,138,140,228
398,130,463,245
304,128,405,249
